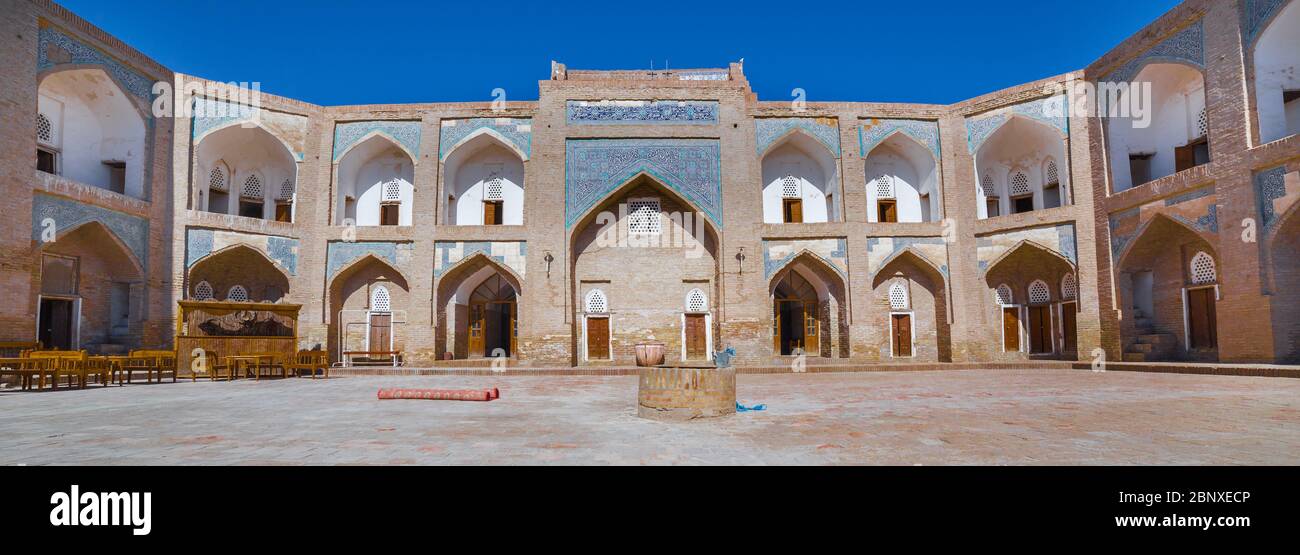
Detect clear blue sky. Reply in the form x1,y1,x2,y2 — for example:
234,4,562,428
59,0,1182,106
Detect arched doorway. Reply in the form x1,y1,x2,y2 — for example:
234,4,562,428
768,253,847,358
863,133,942,223
870,250,951,361
434,254,522,360
334,134,415,226
37,222,144,352
442,131,526,225
1115,215,1219,362
327,255,409,362
983,241,1077,359
760,131,841,224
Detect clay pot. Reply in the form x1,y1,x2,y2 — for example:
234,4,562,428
634,343,666,367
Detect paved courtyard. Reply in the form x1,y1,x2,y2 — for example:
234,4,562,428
1,369,1297,465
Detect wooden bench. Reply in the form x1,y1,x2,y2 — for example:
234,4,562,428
287,350,329,379
25,351,92,389
0,357,52,390
123,350,179,384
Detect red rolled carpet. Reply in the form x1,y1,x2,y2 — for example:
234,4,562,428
376,388,498,402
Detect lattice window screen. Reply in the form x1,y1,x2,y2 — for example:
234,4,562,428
37,113,54,144
1190,251,1216,285
627,199,661,234
277,178,295,201
995,284,1014,305
888,282,909,310
781,176,801,199
1061,274,1077,300
484,177,504,201
241,175,262,199
1046,160,1060,185
194,281,213,300
686,288,708,313
875,174,895,199
226,285,249,302
382,180,402,202
1196,108,1208,138
981,174,995,197
585,289,608,313
1029,280,1051,304
371,286,391,312
1010,172,1031,196
209,167,228,192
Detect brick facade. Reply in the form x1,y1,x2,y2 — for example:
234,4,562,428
1,0,1296,366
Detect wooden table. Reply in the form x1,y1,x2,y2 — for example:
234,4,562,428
224,355,277,380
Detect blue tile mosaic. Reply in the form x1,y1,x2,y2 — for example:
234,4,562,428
564,139,723,229
1256,166,1288,230
966,96,1070,154
1102,19,1205,84
326,242,409,279
333,121,422,162
37,26,154,101
859,119,941,160
566,101,718,125
1242,0,1289,45
439,118,531,160
32,193,149,270
755,118,841,157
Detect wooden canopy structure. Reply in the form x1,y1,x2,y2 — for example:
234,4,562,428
176,300,302,376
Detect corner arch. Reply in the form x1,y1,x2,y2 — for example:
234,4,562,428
1114,212,1217,271
42,220,145,277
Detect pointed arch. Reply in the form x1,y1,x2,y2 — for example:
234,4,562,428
982,239,1076,278
441,127,529,163
758,126,839,160
330,252,412,289
189,243,292,283
41,220,145,278
334,129,419,165
767,249,847,301
568,172,722,242
195,119,299,160
435,251,524,300
1114,212,1218,271
864,128,941,168
872,247,947,287
37,65,152,122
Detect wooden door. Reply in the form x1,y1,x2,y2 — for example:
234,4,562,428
891,314,912,357
772,302,781,353
467,304,485,357
368,313,392,353
1002,307,1021,352
483,201,502,225
1028,306,1051,354
509,302,517,355
878,200,898,223
783,199,803,224
39,298,74,351
380,204,399,226
587,317,610,360
1061,302,1077,353
1174,144,1196,172
1187,288,1217,350
802,301,819,355
685,314,707,360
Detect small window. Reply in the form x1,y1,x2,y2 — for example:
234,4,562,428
103,161,126,194
1009,172,1031,196
888,282,909,310
985,197,1000,218
275,202,292,223
877,199,898,223
194,281,214,300
585,289,608,314
208,166,228,192
277,178,294,201
1042,183,1061,209
782,198,803,224
781,176,801,199
686,288,708,313
380,203,400,226
382,179,402,202
1195,107,1208,139
36,113,54,145
37,148,57,174
1061,274,1077,301
980,173,996,197
208,189,230,214
874,174,894,199
371,285,391,313
995,284,1014,306
1028,280,1051,305
1190,251,1216,285
226,285,249,303
627,198,661,234
483,200,503,225
1129,153,1154,186
484,177,505,201
241,174,262,200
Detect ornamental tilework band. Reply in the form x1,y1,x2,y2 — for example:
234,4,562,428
333,121,422,161
439,118,532,160
1256,166,1290,231
762,239,848,280
976,224,1077,272
37,26,154,101
966,96,1070,154
1242,0,1289,45
434,242,527,279
192,97,255,141
864,237,949,278
567,100,718,125
326,242,413,279
33,193,149,269
564,139,723,229
859,119,941,160
755,118,841,157
1102,19,1205,84
185,229,300,276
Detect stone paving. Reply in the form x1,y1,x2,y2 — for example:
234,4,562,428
1,369,1297,465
